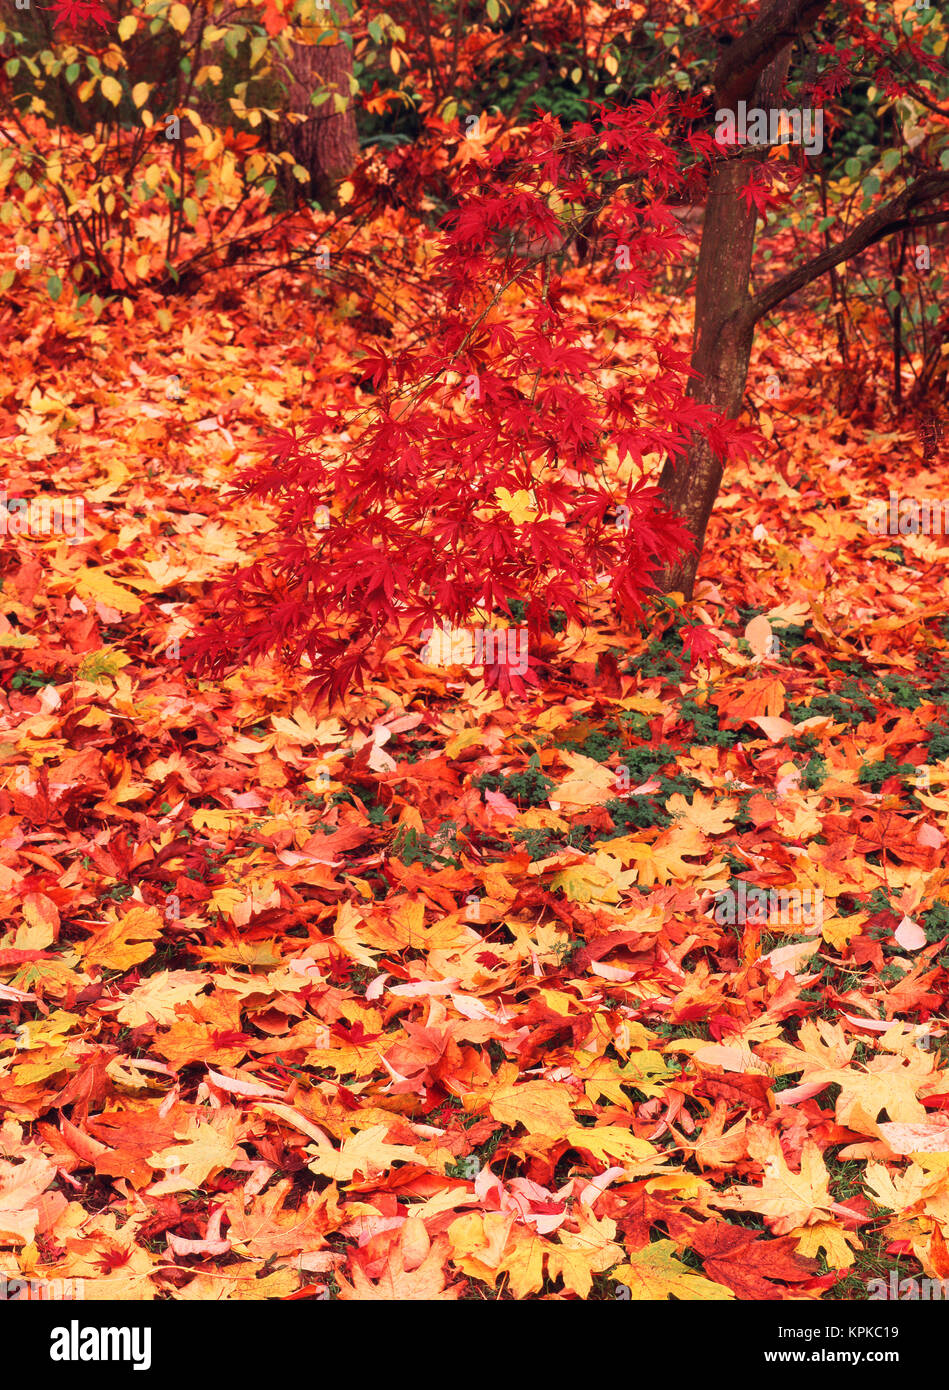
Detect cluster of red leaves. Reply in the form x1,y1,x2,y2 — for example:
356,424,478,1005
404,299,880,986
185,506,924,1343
185,102,745,703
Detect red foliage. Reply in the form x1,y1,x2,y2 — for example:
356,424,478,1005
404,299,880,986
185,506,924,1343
185,102,739,702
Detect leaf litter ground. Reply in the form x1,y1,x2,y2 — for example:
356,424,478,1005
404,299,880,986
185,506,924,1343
3,257,949,1301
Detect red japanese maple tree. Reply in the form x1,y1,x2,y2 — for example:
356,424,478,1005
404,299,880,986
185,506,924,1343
185,100,744,701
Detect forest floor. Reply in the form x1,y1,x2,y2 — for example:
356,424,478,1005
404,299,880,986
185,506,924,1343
3,253,949,1300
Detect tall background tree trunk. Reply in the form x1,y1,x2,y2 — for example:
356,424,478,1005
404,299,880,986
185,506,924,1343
658,47,793,597
279,1,358,207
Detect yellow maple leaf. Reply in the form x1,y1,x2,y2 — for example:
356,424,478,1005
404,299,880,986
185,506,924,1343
306,1124,423,1183
497,1226,545,1298
613,1240,734,1300
148,1115,246,1195
549,752,616,807
79,906,163,971
485,1071,575,1137
665,790,738,835
611,827,706,886
74,567,142,615
494,487,539,524
547,1209,625,1298
547,854,632,903
565,1125,664,1173
710,1135,840,1234
794,1221,862,1270
113,970,208,1028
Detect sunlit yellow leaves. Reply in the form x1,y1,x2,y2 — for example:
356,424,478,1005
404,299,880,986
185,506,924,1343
74,567,143,615
548,752,615,806
148,1115,245,1195
565,1126,664,1172
100,76,123,107
132,82,151,108
112,970,208,1028
546,1209,624,1298
168,3,191,34
485,1070,575,1138
546,852,634,903
794,1222,862,1270
665,790,738,835
79,906,163,972
605,826,707,886
613,1241,734,1300
494,487,538,524
710,1135,840,1234
306,1125,423,1183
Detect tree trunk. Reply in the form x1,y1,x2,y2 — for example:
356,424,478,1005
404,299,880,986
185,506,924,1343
656,0,949,598
278,2,358,207
658,48,792,597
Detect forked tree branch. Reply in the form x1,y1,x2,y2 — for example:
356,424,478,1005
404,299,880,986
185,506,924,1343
740,170,949,329
713,0,834,107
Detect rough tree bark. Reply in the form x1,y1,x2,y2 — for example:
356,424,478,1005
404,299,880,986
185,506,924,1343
657,44,794,595
657,0,949,598
277,1,358,208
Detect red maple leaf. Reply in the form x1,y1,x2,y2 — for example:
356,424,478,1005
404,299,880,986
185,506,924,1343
48,0,111,28
680,623,721,666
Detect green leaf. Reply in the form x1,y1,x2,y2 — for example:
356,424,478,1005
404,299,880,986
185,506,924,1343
5,59,19,78
844,157,861,179
182,197,199,226
885,289,902,310
881,149,901,174
47,273,62,301
65,62,80,83
486,0,500,19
